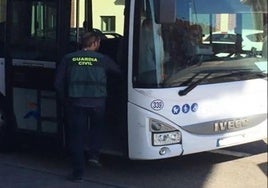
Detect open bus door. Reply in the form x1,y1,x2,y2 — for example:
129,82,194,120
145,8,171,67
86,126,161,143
0,0,6,96
66,0,128,156
2,0,128,155
0,0,17,151
4,0,63,148
0,0,7,150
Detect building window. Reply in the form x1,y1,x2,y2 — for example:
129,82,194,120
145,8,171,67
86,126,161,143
101,16,115,32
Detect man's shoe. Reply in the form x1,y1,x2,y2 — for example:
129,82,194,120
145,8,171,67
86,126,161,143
88,159,102,167
67,175,83,183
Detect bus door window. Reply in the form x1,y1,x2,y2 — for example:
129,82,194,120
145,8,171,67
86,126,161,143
0,0,6,57
137,0,165,87
9,0,57,61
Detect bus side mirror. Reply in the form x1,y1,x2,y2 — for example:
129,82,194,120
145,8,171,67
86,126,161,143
155,0,176,24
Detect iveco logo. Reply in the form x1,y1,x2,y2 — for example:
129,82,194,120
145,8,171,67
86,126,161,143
214,118,249,132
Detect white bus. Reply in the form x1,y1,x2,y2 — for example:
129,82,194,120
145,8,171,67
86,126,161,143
0,0,267,160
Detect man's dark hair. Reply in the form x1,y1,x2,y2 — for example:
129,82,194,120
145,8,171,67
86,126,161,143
81,31,101,48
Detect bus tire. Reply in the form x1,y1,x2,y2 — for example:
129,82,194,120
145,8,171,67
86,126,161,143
0,93,17,152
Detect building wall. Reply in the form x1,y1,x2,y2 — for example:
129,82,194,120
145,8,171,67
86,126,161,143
92,0,124,34
70,0,124,35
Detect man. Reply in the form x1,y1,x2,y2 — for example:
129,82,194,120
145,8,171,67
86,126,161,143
139,18,165,85
54,31,120,182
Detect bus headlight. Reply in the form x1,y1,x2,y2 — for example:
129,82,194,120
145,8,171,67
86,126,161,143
153,131,181,146
150,119,182,146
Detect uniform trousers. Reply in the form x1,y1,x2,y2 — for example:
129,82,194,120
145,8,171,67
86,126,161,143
65,103,105,177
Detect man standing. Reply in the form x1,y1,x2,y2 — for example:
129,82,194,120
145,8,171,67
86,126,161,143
55,31,120,182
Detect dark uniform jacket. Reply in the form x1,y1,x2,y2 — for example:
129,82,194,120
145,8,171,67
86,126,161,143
55,50,120,107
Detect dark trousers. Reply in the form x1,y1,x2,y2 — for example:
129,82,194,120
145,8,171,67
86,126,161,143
65,104,105,177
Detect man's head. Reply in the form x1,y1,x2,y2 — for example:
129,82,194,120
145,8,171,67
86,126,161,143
81,31,101,51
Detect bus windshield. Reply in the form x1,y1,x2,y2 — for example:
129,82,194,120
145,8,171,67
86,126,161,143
135,0,267,88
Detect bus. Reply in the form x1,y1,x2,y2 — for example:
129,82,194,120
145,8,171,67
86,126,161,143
0,0,267,160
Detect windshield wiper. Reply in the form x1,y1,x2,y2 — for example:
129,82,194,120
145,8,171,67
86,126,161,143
178,69,266,96
209,70,267,80
178,73,212,96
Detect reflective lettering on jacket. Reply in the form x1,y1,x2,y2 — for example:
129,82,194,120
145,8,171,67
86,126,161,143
71,57,98,66
67,56,107,98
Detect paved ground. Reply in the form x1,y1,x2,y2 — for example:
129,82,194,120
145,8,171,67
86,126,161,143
0,140,267,188
201,153,267,188
0,163,121,188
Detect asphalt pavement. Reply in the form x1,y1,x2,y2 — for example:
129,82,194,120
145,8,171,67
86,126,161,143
0,160,123,188
0,140,267,188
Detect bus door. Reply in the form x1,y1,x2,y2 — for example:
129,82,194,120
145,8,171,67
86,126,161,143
67,0,128,155
6,0,59,139
0,0,6,96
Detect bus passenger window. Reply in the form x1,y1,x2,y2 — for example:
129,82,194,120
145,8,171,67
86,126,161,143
9,0,57,61
0,0,6,56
